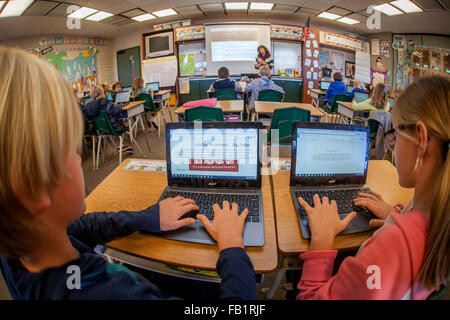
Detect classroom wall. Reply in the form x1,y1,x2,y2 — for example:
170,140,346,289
0,35,115,85
111,32,142,82
318,46,356,84
367,33,395,87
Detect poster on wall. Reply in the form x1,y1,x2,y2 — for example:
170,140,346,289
393,35,407,51
371,39,380,56
380,40,390,58
345,61,355,79
44,49,98,91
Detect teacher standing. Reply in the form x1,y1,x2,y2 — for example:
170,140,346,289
255,45,274,71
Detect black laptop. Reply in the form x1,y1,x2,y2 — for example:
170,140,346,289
290,122,376,239
114,91,131,106
148,121,265,246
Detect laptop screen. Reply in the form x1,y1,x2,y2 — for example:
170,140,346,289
347,85,354,94
354,91,369,103
146,82,159,92
84,97,92,105
122,87,132,92
290,122,369,186
320,81,331,91
166,122,262,187
115,91,130,103
388,97,395,109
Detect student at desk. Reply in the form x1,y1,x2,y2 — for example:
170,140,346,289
110,81,122,101
325,72,347,106
296,75,450,300
207,67,242,95
352,83,390,112
348,80,367,100
0,47,256,300
132,76,158,130
245,66,283,112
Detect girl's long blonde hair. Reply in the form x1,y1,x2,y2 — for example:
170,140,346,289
0,47,83,258
393,75,450,291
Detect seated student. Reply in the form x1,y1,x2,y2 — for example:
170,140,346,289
245,66,283,113
348,80,367,100
352,83,390,112
0,47,256,300
208,67,242,96
296,75,450,299
101,82,111,97
110,81,122,101
365,83,374,97
132,76,158,130
325,72,347,106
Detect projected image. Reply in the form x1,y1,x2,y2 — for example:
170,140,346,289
211,41,258,62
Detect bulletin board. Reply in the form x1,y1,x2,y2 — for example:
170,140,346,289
371,66,387,86
178,42,207,76
142,55,178,87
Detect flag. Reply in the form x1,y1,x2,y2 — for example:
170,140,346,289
303,16,311,42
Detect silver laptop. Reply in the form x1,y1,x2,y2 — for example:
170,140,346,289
147,121,265,246
115,91,130,105
290,122,376,239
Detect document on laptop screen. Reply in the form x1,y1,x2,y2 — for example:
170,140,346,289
295,128,368,177
169,128,258,180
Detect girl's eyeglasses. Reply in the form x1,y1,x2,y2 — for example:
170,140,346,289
384,124,416,152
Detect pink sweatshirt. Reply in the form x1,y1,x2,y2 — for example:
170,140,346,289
297,210,434,300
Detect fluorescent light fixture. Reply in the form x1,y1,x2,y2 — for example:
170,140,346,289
317,12,341,20
372,3,404,16
67,7,98,19
85,11,114,21
0,1,6,12
225,2,248,10
337,17,360,24
249,2,273,10
152,8,177,17
132,13,156,22
390,0,423,13
0,0,34,18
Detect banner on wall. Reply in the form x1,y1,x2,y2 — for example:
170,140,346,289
319,31,369,53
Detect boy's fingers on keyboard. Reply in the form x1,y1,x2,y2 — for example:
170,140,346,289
358,193,379,201
240,208,249,221
330,199,337,209
222,200,230,210
231,202,238,213
370,190,383,199
322,196,329,205
174,217,196,229
197,214,213,232
173,196,184,201
298,197,312,213
212,203,221,213
179,198,196,206
313,194,321,206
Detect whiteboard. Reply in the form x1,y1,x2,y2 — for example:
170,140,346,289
142,55,178,87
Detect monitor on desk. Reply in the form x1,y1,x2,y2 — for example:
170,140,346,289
115,91,131,104
354,91,369,103
347,85,354,94
319,81,331,91
146,82,160,92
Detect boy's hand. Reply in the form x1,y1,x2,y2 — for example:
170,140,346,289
197,201,248,252
159,197,198,231
353,191,394,227
298,195,356,251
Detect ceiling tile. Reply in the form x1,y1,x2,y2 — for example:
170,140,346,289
175,5,202,14
199,3,224,14
327,6,352,16
296,7,321,15
24,1,59,15
300,0,335,11
103,15,128,24
46,3,73,16
120,9,147,18
273,4,299,13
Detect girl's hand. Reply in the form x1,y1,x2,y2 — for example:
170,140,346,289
298,195,356,251
353,191,395,227
197,201,248,252
159,196,198,231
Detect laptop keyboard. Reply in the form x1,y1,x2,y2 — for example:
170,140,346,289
161,190,261,223
295,187,372,218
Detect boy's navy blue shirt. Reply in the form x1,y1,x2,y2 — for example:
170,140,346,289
213,78,235,90
0,205,256,300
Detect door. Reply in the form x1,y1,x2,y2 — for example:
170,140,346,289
117,46,142,87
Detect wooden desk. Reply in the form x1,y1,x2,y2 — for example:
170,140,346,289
85,159,278,274
175,100,245,121
337,101,370,124
254,101,325,121
121,101,150,154
272,159,414,255
309,89,326,108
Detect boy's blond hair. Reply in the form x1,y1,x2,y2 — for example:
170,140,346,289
0,47,83,258
90,85,104,100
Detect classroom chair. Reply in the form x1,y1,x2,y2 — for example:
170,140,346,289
134,93,163,137
326,94,351,123
368,111,392,161
268,107,311,145
213,88,237,101
257,89,284,102
185,106,224,122
94,110,129,169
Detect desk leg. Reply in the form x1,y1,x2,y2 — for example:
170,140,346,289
263,255,302,299
138,115,151,153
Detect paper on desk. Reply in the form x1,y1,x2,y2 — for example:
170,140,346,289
123,160,167,172
271,159,291,172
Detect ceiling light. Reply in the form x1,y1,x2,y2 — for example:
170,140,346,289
85,11,114,21
132,13,156,22
152,8,177,17
67,7,98,19
390,0,423,13
372,3,404,16
249,3,273,10
0,1,6,12
225,2,248,10
337,17,360,24
0,0,34,18
317,12,341,20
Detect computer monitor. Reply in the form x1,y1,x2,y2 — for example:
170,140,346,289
319,81,331,91
115,91,131,104
84,97,92,105
146,82,159,92
322,68,332,78
122,87,132,92
347,86,354,94
388,97,395,109
354,91,370,103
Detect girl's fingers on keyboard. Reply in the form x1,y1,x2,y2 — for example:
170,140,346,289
313,194,321,206
298,197,313,213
